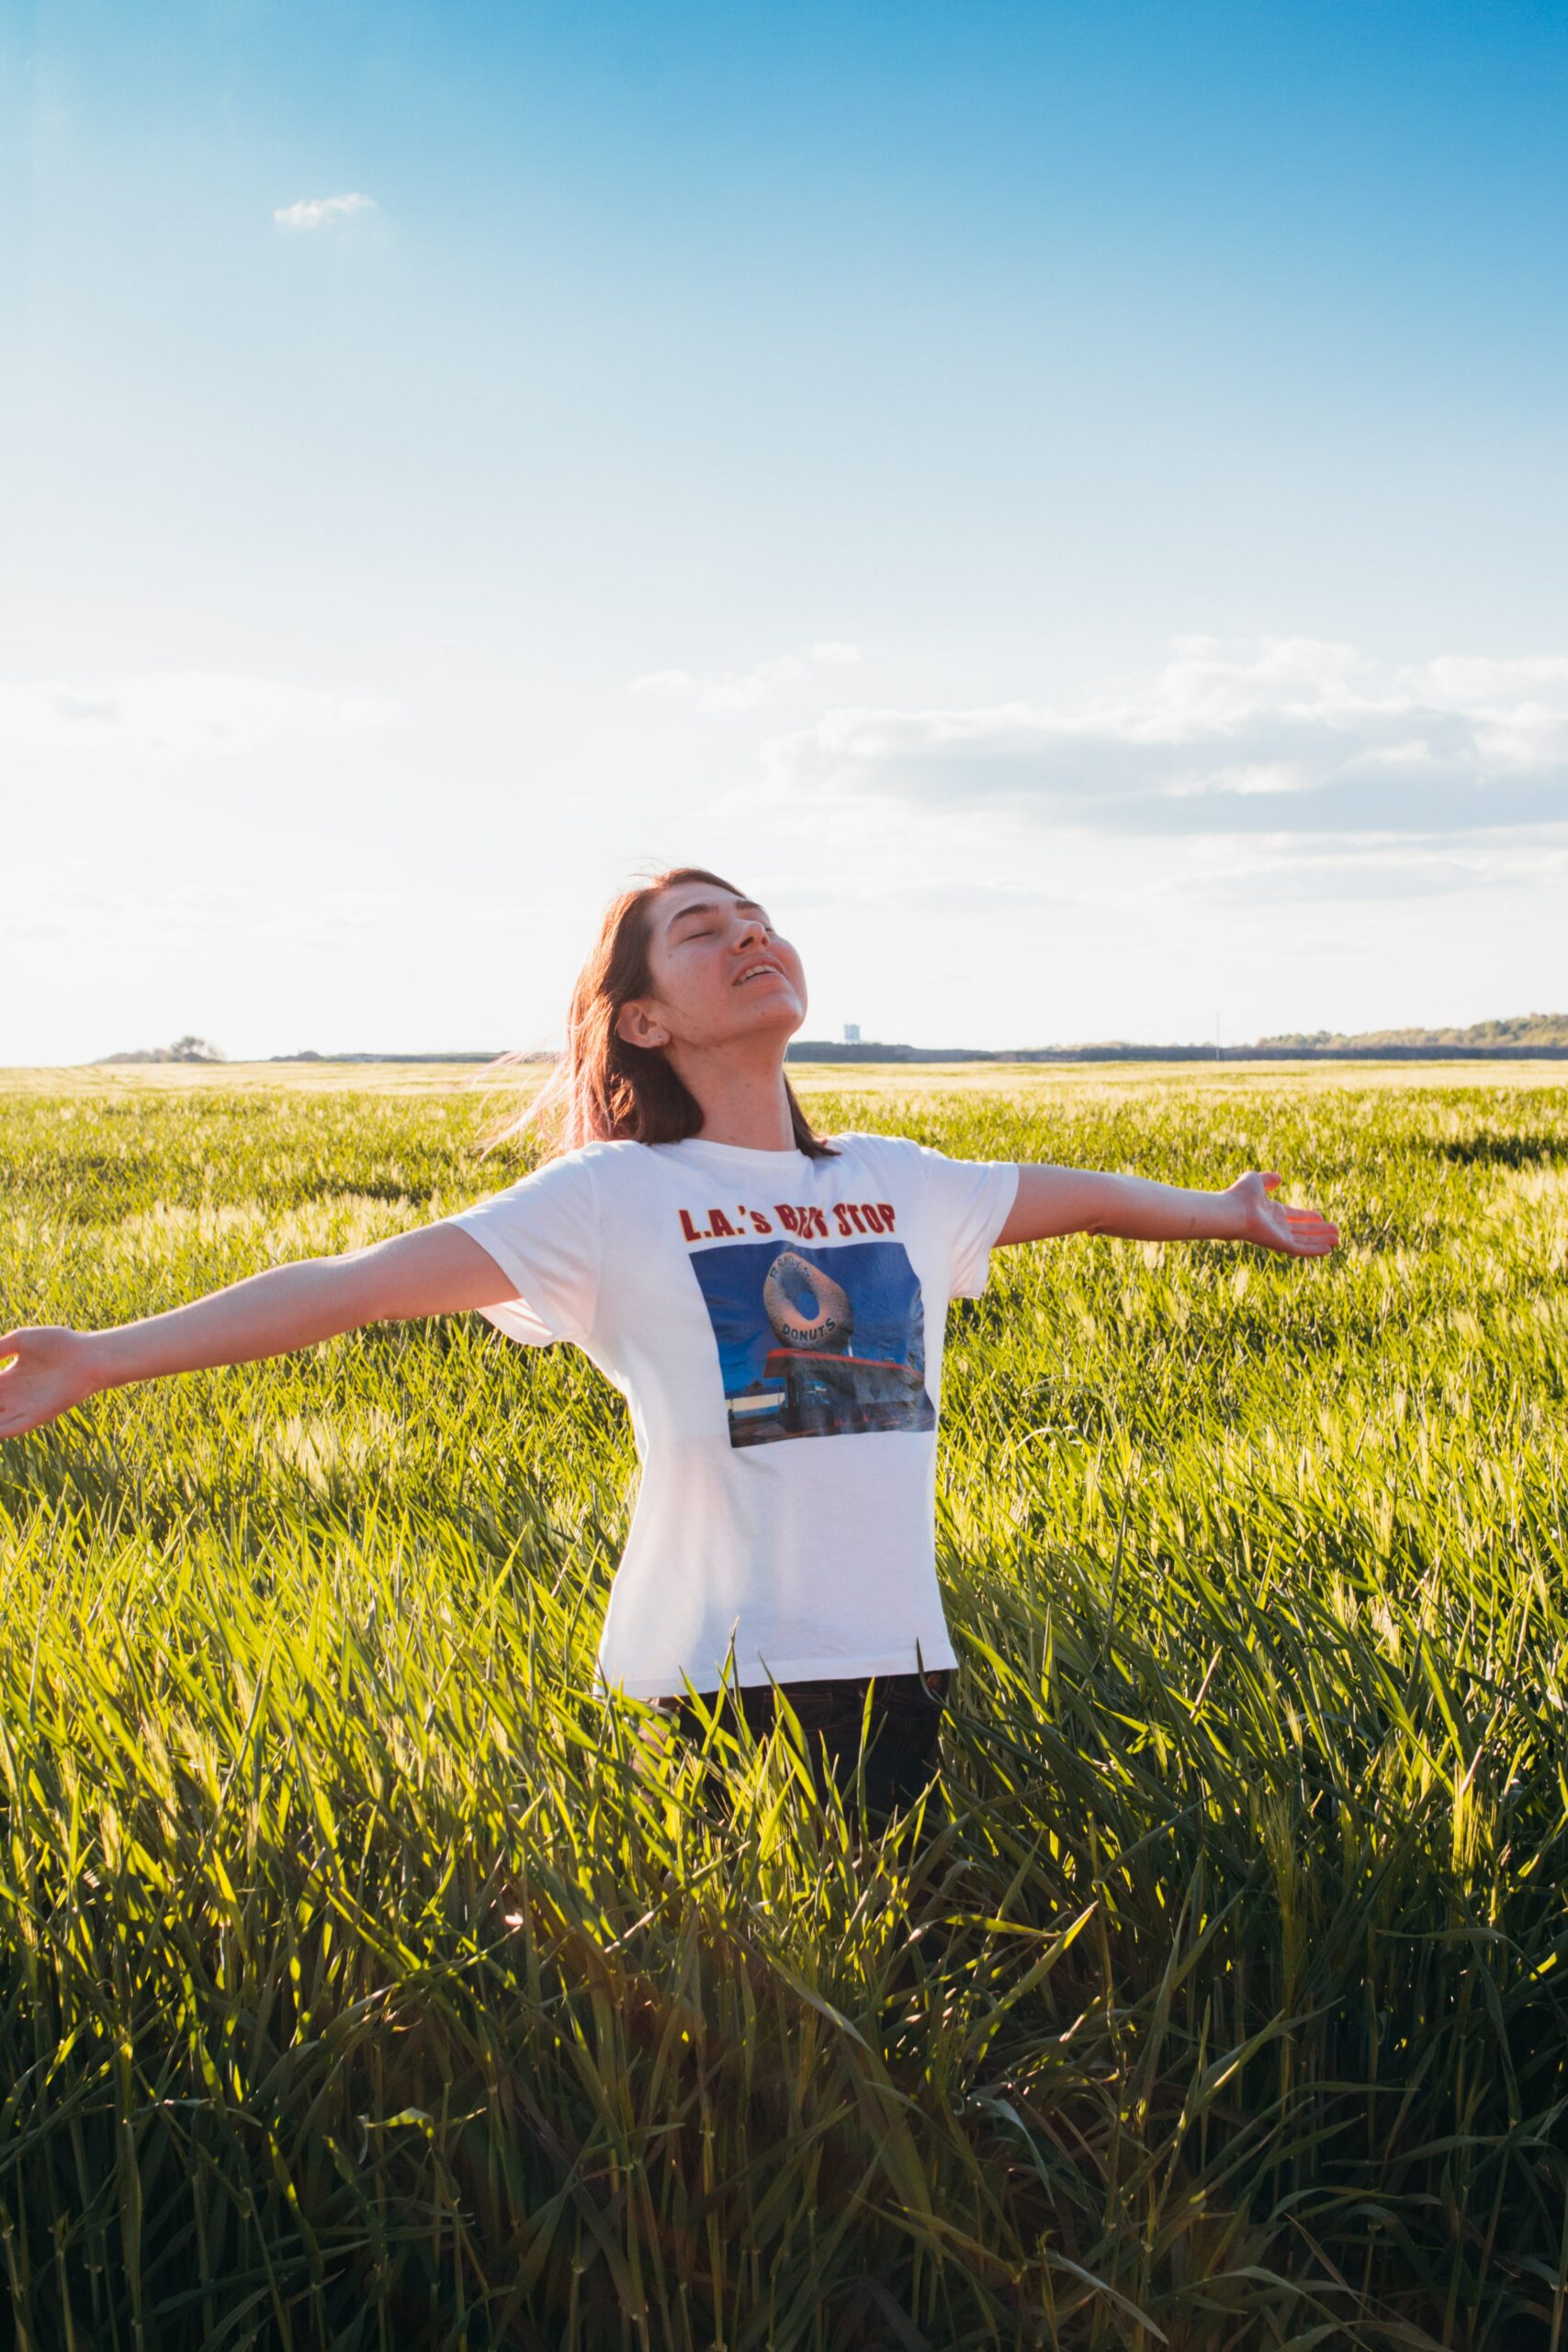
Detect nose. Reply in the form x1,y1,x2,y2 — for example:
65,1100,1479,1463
732,910,769,952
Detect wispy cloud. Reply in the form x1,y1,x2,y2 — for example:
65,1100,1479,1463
273,192,377,231
632,640,860,715
1147,834,1568,907
759,638,1568,839
0,671,398,761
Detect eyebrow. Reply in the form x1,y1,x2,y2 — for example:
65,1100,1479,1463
665,897,767,931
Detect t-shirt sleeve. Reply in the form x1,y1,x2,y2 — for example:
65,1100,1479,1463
443,1151,600,1348
911,1142,1020,1300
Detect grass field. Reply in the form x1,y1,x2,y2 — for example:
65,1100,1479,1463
1,1064,1565,2350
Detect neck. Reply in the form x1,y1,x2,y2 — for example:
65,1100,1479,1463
665,1036,798,1151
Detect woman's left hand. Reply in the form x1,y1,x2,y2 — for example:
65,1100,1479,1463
1224,1171,1340,1258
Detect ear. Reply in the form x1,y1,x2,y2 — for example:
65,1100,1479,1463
615,998,671,1051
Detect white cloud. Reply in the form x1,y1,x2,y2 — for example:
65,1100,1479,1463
1145,833,1568,907
631,640,861,716
1405,653,1568,704
0,671,398,762
273,192,377,231
759,636,1568,839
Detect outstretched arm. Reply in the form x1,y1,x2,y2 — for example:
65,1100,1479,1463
0,1224,515,1441
996,1166,1339,1258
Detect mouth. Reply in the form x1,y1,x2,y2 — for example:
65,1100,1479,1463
734,960,787,988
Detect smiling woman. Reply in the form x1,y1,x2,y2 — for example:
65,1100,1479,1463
491,865,838,1160
0,864,1339,1823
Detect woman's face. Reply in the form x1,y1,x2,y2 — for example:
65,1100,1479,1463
620,881,807,1053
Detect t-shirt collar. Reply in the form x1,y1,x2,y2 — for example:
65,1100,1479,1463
658,1135,816,1173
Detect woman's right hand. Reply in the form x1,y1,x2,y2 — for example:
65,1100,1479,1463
0,1327,106,1440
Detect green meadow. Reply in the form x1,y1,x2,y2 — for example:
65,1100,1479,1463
1,1063,1565,2351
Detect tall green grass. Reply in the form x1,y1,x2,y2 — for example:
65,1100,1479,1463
1,1071,1565,2348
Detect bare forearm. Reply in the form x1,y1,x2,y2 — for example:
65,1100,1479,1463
997,1162,1340,1259
1,1223,516,1441
998,1165,1241,1247
83,1223,513,1396
85,1258,377,1393
1077,1171,1242,1240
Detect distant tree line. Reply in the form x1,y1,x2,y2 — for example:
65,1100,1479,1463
99,1035,227,1065
787,1011,1568,1062
1257,1012,1568,1049
92,1013,1567,1069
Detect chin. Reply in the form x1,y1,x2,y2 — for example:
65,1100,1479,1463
733,993,803,1040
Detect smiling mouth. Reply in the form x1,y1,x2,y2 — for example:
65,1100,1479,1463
735,961,786,987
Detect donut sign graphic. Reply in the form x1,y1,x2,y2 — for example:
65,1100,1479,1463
761,1251,854,1350
687,1238,935,1448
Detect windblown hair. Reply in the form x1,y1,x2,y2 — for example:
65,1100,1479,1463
485,866,837,1160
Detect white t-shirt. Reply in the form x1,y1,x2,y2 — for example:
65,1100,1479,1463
446,1131,1020,1702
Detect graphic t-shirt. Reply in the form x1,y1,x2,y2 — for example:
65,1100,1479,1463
446,1133,1020,1702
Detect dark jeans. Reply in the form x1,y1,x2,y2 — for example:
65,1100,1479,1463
662,1668,952,1825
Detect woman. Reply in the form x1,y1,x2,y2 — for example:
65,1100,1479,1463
0,867,1338,1814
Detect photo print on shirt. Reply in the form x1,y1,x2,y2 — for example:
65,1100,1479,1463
687,1237,936,1449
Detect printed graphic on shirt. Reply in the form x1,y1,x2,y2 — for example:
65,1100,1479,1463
687,1237,935,1449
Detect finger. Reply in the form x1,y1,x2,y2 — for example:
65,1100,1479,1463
1260,1171,1281,1191
1268,1223,1338,1255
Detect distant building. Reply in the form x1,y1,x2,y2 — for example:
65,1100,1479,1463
843,1023,861,1044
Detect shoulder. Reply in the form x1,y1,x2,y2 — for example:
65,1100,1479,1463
824,1128,923,1161
570,1139,652,1171
525,1138,652,1180
525,1139,667,1209
827,1131,934,1182
468,1138,640,1206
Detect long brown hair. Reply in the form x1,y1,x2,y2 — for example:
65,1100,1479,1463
487,866,837,1160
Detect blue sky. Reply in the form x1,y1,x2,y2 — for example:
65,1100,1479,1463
4,0,1564,1058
